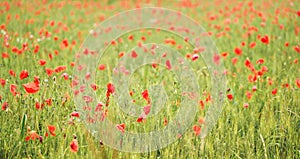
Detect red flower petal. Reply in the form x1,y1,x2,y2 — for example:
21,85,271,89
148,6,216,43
23,82,39,94
70,139,79,152
143,105,151,115
296,79,300,88
47,125,56,136
227,94,233,100
166,60,171,70
71,111,80,118
2,102,8,111
39,59,47,66
116,123,126,133
234,47,242,55
193,125,201,136
20,70,29,80
271,88,277,95
10,84,17,96
0,78,6,87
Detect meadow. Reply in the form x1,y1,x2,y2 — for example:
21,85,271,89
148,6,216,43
0,0,299,158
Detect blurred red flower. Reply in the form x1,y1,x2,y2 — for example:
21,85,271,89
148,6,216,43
193,125,201,136
227,94,233,100
116,123,126,133
70,138,79,153
25,131,39,141
0,78,5,87
23,81,39,94
271,88,277,95
261,35,269,44
10,84,17,96
234,47,242,55
2,102,8,111
296,79,300,88
39,59,46,66
19,70,29,80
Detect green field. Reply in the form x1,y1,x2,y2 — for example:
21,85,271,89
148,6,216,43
0,0,299,158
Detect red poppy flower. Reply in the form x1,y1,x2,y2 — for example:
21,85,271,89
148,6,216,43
20,70,29,80
248,74,257,83
164,38,176,45
2,102,8,111
35,102,44,110
137,113,146,122
71,111,80,118
9,70,16,77
249,42,256,48
199,100,204,109
95,102,103,112
142,90,150,103
83,95,93,103
221,52,228,57
45,98,52,106
128,34,134,41
261,66,268,73
48,53,53,60
0,78,5,87
10,84,17,96
34,76,40,85
192,54,199,61
62,39,69,47
246,91,252,100
282,83,289,88
107,83,115,96
213,54,220,65
164,117,168,126
241,41,246,46
48,125,56,136
252,86,257,92
198,118,205,124
98,64,106,70
70,139,79,152
110,40,116,46
116,123,125,133
54,65,66,73
294,59,298,64
234,47,242,55
285,42,289,47
45,68,54,76
119,52,125,57
271,88,277,95
61,73,69,80
143,105,151,115
294,46,300,53
131,50,138,58
23,82,39,94
39,59,46,66
256,58,264,64
2,52,9,58
90,83,97,91
244,59,252,68
227,94,233,100
101,109,108,121
232,57,238,65
25,131,39,141
296,79,300,88
152,62,158,68
166,60,171,70
243,103,249,108
261,35,269,44
193,125,201,136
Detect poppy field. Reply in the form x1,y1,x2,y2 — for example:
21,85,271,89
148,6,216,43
0,0,300,158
